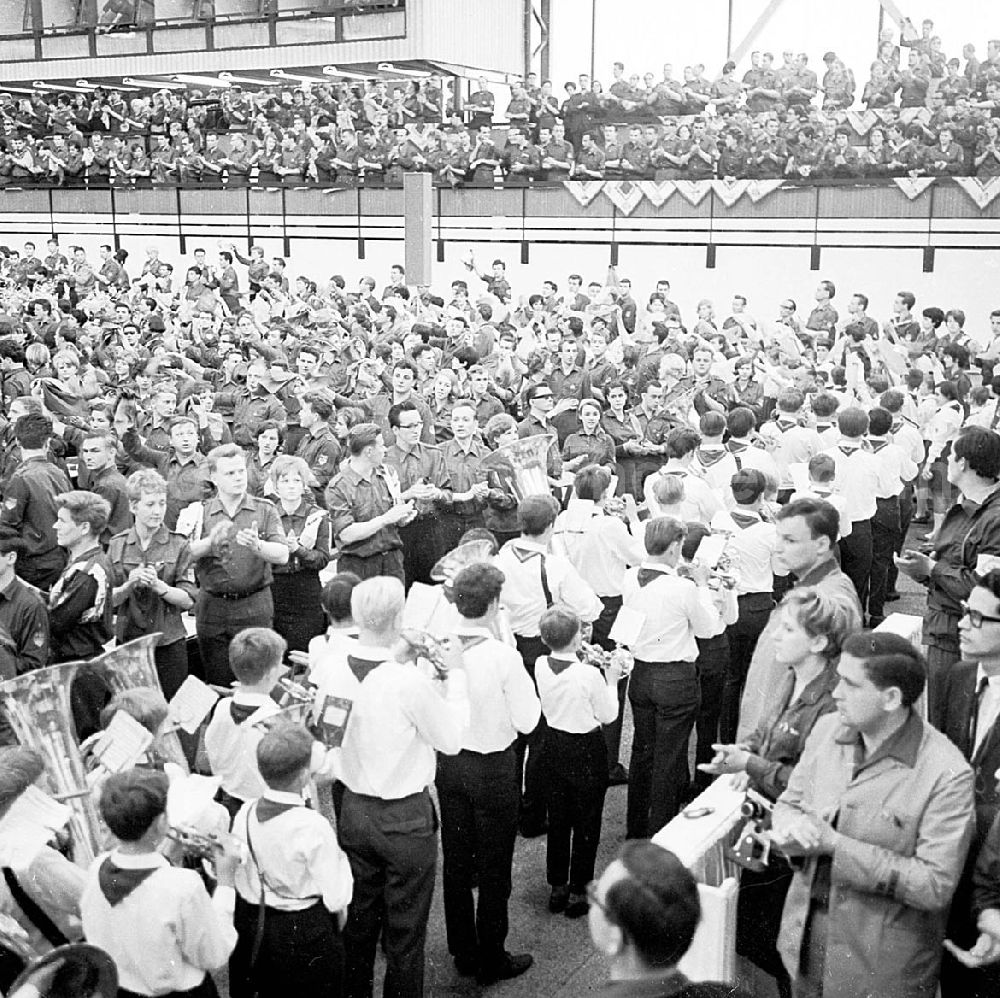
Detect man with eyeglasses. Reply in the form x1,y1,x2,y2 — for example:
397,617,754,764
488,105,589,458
384,400,452,587
940,569,1000,997
587,841,752,998
896,426,1000,729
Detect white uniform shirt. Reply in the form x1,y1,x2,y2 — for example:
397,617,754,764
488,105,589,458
551,502,646,597
495,538,602,637
233,792,353,913
619,563,723,663
891,419,926,466
773,420,821,490
821,442,879,524
689,446,740,497
644,467,723,525
869,439,919,499
535,655,618,733
203,691,279,802
80,851,236,996
711,509,777,595
453,624,540,752
339,659,469,799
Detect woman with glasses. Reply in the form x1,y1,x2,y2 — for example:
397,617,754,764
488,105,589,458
697,589,851,998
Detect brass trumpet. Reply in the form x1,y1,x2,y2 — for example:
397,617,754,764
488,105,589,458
581,642,635,677
165,824,239,862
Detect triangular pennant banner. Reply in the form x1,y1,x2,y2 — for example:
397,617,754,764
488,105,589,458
637,181,675,207
672,180,712,206
602,181,644,216
892,176,935,200
711,179,748,208
844,110,878,136
563,180,606,207
953,176,1000,210
745,179,784,203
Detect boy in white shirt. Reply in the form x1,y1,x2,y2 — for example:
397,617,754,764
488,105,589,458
203,628,286,819
535,606,620,920
80,768,239,998
230,724,353,998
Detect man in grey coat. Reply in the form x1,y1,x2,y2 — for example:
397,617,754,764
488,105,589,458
772,631,974,998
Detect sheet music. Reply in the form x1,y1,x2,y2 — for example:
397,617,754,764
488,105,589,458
93,711,154,773
402,582,447,632
0,785,73,868
609,606,645,647
169,675,220,734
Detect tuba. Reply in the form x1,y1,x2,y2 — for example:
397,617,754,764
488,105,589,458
479,433,554,501
77,635,190,774
0,662,103,866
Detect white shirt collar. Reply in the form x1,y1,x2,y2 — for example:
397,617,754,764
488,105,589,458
233,690,274,707
976,665,1000,687
261,789,308,806
110,851,170,869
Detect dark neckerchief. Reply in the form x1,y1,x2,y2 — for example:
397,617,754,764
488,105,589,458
256,797,306,823
230,700,259,724
637,567,670,587
98,857,157,906
546,654,578,676
346,655,386,684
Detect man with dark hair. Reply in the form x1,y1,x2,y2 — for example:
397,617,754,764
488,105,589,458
0,533,48,679
589,841,752,997
0,414,71,589
294,390,341,504
897,426,1000,727
938,571,1000,995
385,400,452,587
739,498,862,738
325,423,413,583
437,563,539,984
79,432,131,542
772,632,974,998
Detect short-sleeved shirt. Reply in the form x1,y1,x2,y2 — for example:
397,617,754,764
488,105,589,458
195,493,286,596
384,443,452,519
325,464,402,558
107,525,197,646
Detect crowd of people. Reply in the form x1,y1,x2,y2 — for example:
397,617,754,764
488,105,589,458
4,21,1000,187
1,223,1000,998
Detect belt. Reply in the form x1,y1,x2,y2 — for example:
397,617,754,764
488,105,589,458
206,585,268,601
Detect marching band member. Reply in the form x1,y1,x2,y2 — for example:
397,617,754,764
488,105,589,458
644,427,724,525
230,725,353,998
437,564,539,985
335,576,469,998
80,767,240,998
536,606,620,919
618,516,725,838
495,494,602,837
203,628,287,820
552,464,645,782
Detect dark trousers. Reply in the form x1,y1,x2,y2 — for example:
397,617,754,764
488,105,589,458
544,727,608,892
436,747,519,967
926,639,962,730
887,481,915,596
337,549,405,584
720,593,773,743
400,518,441,589
119,975,218,998
154,639,189,701
340,788,438,998
626,662,700,839
694,633,729,789
737,856,794,994
839,518,873,608
592,595,628,772
271,571,325,653
195,589,273,686
868,495,901,623
514,634,549,830
230,897,343,998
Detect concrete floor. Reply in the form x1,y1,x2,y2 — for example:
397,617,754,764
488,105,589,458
408,543,930,998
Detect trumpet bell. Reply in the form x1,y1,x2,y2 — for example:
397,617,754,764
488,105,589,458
430,539,497,583
0,661,103,866
10,943,118,998
479,433,553,501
